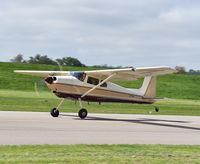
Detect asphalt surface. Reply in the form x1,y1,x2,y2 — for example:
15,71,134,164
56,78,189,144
1,111,200,145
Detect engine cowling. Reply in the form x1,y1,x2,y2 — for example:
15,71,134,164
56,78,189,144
45,76,79,85
45,76,57,84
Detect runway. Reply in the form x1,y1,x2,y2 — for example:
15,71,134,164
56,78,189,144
1,111,200,145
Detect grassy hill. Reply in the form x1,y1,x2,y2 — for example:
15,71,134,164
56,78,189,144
0,62,200,100
0,62,94,91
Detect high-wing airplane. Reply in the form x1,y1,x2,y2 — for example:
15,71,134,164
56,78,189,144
15,66,176,119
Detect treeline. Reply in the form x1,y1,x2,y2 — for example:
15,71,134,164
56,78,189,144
188,69,200,75
175,66,200,75
10,54,86,67
10,54,200,74
10,54,123,69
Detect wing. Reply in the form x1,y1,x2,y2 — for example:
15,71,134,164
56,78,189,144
84,66,176,81
14,70,70,77
14,66,176,81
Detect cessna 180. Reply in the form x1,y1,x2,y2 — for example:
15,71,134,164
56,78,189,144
15,66,176,119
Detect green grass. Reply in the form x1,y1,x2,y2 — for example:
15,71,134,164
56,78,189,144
0,62,200,115
0,62,97,91
1,62,200,100
1,62,200,162
1,89,200,116
116,74,200,100
0,145,200,164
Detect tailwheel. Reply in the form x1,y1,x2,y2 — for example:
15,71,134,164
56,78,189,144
155,106,159,112
78,108,88,119
50,108,59,117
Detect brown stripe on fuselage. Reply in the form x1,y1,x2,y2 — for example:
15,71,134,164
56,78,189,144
55,92,153,104
47,83,155,104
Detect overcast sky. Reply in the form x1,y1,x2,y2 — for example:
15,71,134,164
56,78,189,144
0,0,200,69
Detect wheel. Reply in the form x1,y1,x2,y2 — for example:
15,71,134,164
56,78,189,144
50,108,59,117
78,108,88,119
155,107,159,112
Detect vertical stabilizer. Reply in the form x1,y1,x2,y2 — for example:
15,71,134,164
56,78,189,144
139,76,157,98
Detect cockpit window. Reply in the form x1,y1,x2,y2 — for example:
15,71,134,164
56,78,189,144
71,72,107,87
87,76,99,85
70,72,86,82
100,81,107,87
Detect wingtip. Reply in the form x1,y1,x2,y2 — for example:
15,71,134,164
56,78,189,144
14,70,26,73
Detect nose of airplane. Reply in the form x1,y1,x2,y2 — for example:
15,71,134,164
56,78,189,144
45,77,54,84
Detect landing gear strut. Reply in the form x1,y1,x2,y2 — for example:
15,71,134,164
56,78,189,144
78,98,88,119
50,98,65,117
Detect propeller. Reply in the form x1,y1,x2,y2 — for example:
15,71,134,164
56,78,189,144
34,61,63,97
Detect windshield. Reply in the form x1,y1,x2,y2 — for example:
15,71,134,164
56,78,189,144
70,72,86,81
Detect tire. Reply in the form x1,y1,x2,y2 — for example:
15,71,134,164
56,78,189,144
78,108,88,119
50,108,59,117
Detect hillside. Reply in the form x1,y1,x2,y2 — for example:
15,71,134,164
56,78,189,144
0,62,95,91
0,62,200,100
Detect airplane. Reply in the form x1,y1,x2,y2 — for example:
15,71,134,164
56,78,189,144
14,66,176,119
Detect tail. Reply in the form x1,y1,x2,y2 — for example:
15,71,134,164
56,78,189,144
139,76,157,98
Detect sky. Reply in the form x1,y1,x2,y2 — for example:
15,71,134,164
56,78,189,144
0,0,200,69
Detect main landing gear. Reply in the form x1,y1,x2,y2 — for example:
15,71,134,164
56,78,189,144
78,108,88,119
50,98,65,117
50,98,88,119
78,98,88,119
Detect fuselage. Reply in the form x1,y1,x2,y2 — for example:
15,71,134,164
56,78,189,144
45,73,155,104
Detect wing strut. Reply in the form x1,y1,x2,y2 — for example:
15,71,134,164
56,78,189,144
81,73,116,98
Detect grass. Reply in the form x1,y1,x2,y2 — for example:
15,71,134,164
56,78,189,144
0,62,200,115
1,62,200,100
1,89,200,116
0,145,200,163
116,74,200,100
0,62,97,91
1,62,200,163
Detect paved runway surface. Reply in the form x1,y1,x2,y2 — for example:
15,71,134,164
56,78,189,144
1,111,200,145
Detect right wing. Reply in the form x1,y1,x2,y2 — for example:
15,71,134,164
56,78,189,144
84,66,176,80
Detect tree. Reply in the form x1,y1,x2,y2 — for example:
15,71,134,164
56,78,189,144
55,58,64,65
56,57,85,67
28,54,57,65
188,69,200,75
175,66,186,74
10,54,24,63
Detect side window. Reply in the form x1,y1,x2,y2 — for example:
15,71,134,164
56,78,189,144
100,80,107,87
87,77,99,85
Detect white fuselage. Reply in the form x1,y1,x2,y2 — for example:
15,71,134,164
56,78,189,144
45,75,155,104
53,76,140,95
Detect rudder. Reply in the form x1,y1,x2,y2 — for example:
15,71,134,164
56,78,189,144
139,76,157,98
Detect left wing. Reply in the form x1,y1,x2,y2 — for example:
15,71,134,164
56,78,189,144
14,70,70,77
